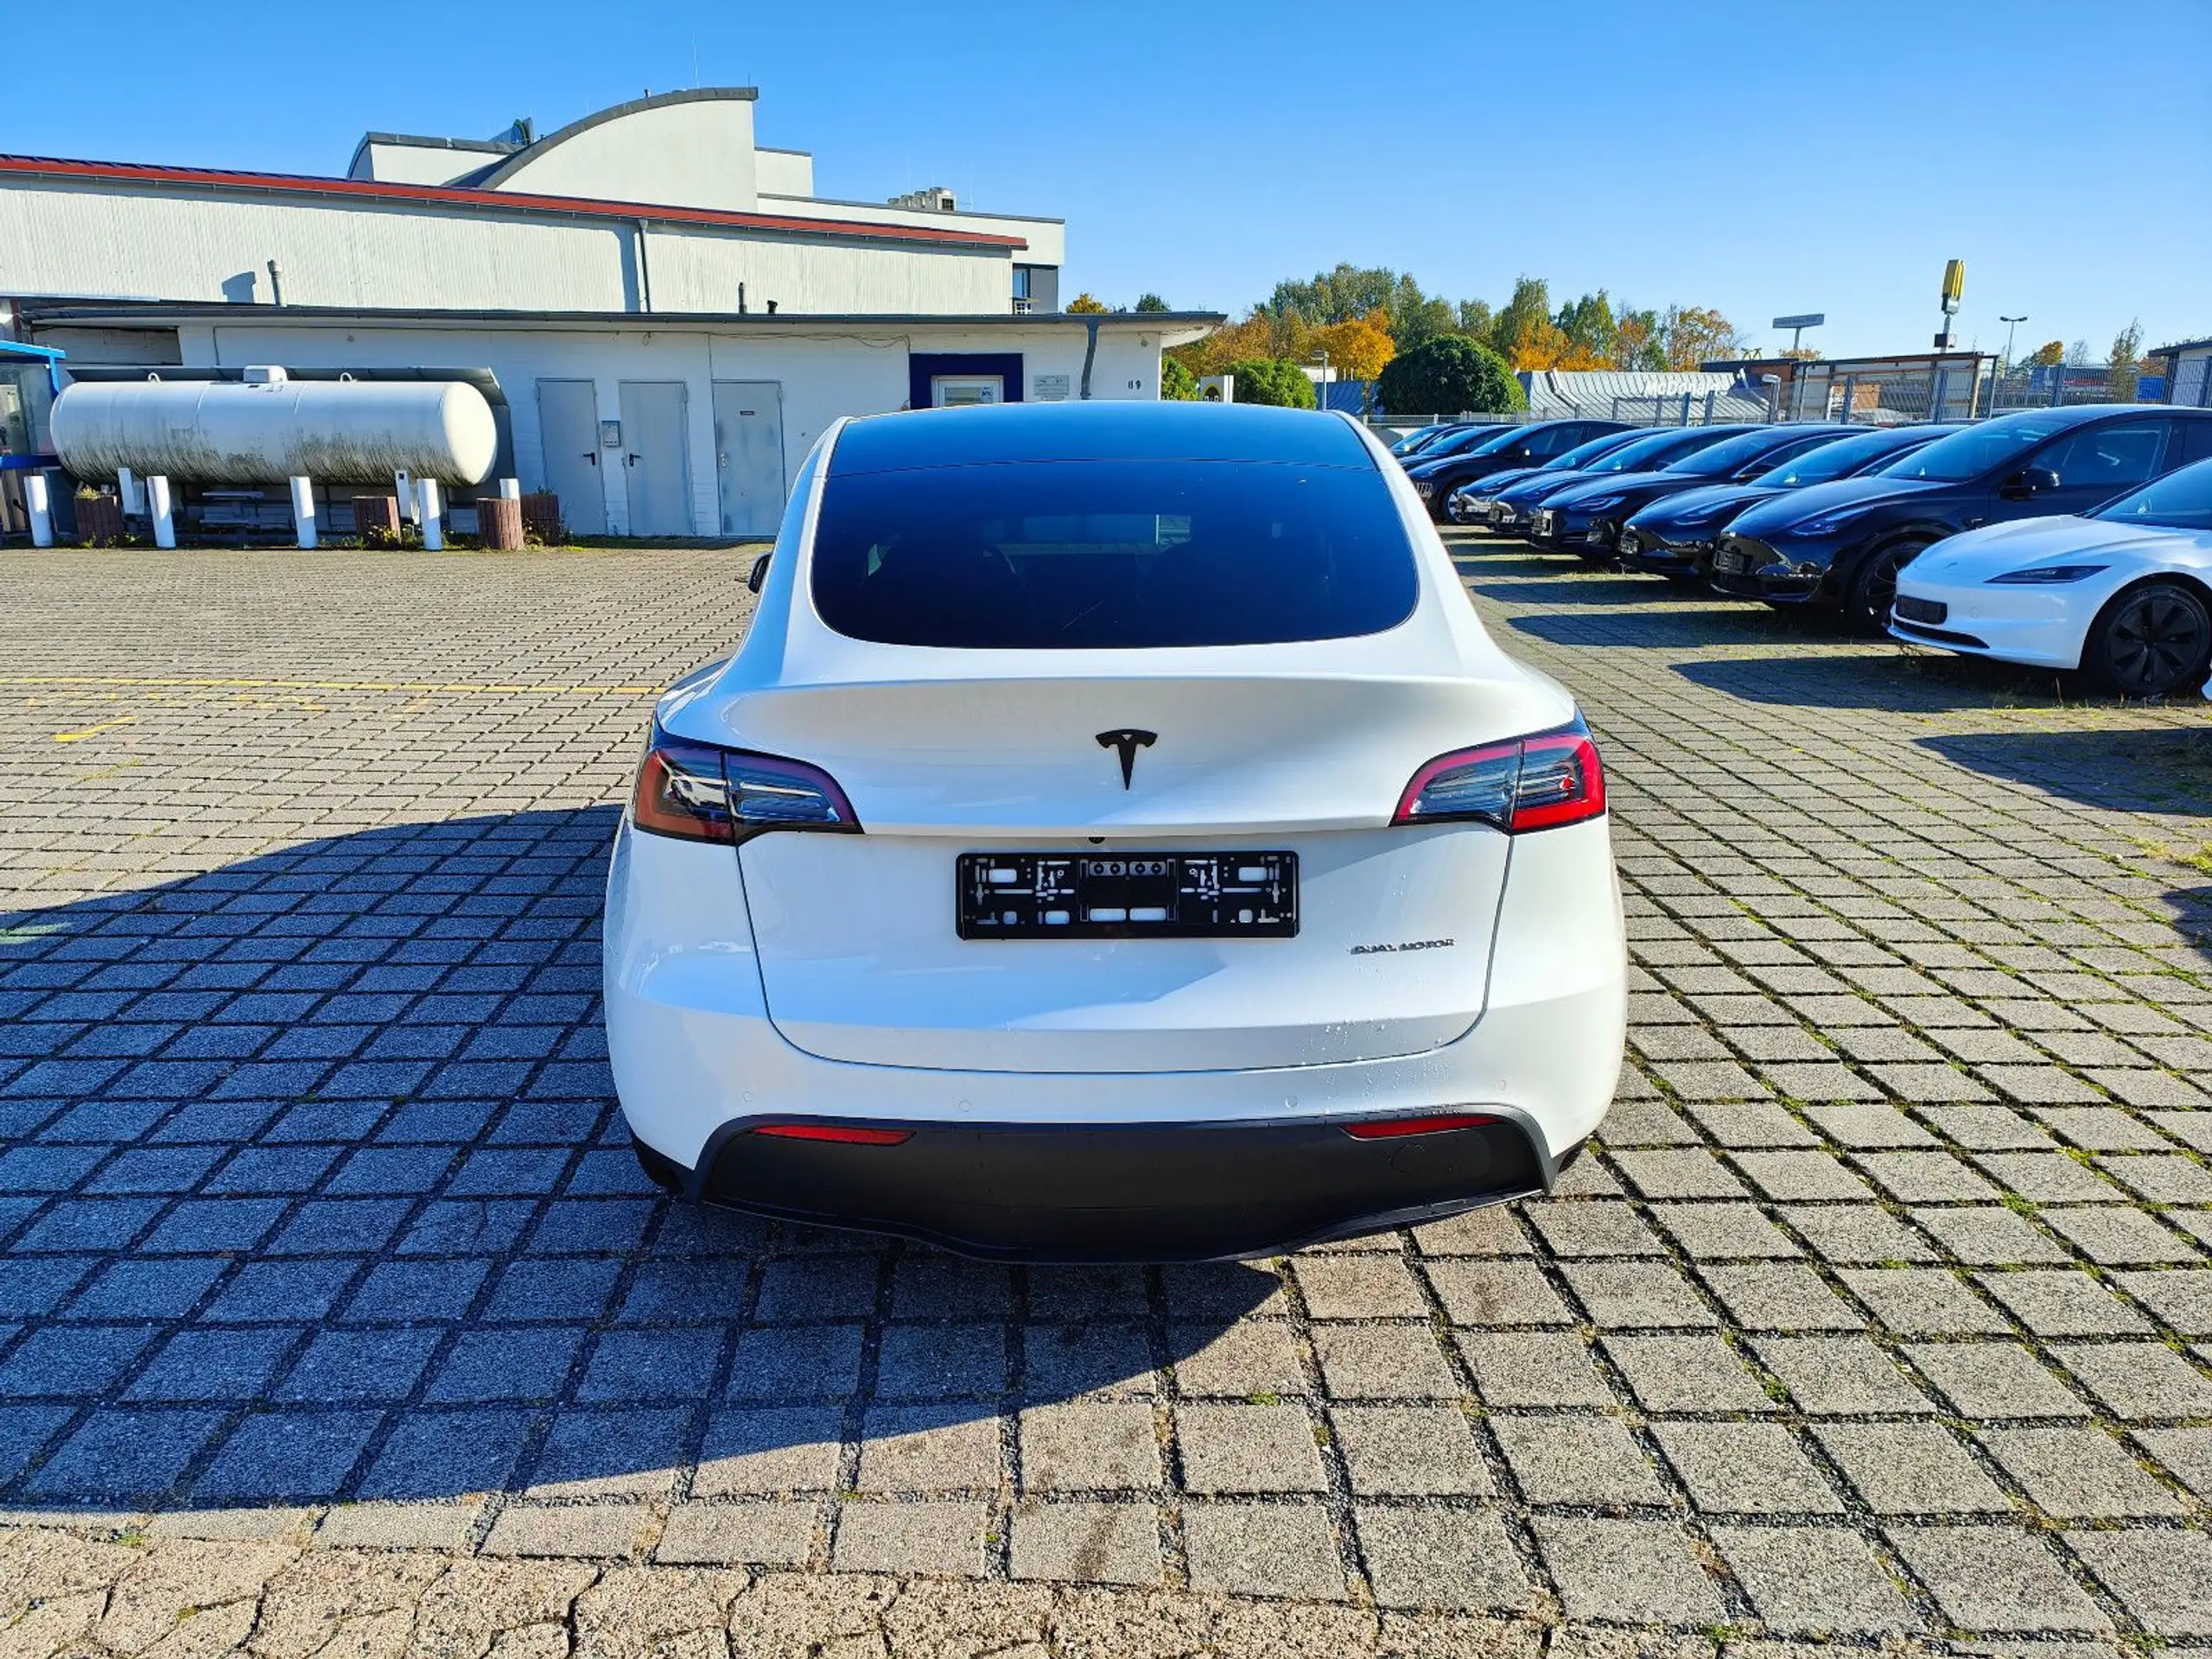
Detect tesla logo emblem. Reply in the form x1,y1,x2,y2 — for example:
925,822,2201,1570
1096,728,1156,788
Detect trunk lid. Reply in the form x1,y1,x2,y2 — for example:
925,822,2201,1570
711,670,1553,1074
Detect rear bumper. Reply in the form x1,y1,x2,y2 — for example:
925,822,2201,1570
645,1112,1561,1262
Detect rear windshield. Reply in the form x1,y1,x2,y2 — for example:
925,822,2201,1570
810,460,1421,649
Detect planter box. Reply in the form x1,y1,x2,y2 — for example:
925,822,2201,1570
353,495,402,539
74,493,126,543
478,495,524,550
519,492,564,544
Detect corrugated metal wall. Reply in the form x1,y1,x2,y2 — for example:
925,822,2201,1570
3,181,1016,317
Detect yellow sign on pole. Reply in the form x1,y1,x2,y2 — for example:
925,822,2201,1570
1941,258,1966,315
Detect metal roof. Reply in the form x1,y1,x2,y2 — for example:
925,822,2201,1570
828,400,1370,475
0,153,1030,252
22,302,1224,354
471,88,757,193
23,301,1223,336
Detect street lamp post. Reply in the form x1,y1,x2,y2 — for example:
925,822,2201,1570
1999,315,2027,373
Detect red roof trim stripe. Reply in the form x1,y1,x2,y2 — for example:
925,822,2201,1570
0,154,1030,251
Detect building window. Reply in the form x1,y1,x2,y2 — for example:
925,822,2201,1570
1012,267,1032,302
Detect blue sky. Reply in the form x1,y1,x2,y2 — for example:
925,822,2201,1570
10,0,2207,360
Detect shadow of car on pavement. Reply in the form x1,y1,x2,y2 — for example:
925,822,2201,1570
1668,652,2077,712
0,810,1276,1511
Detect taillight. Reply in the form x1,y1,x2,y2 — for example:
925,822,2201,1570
630,725,860,844
1344,1112,1499,1140
1393,717,1605,834
752,1122,912,1146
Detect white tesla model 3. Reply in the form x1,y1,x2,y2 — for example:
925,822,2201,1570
1891,456,2212,698
603,401,1625,1261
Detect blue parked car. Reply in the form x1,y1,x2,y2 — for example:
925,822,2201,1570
1490,426,1750,541
1402,419,1630,521
1389,422,1474,458
1529,426,1799,555
1446,429,1653,524
1710,404,2212,630
1618,423,1960,584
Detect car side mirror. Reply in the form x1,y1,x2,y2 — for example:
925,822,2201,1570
2001,466,2061,499
747,552,772,594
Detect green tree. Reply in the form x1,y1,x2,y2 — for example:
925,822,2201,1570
1486,276,1553,363
1135,292,1171,313
1160,356,1200,401
1224,357,1318,409
1376,336,1524,418
1457,299,1495,339
1264,264,1400,326
1612,306,1667,370
2108,319,2145,401
1262,266,1469,352
1554,290,1618,366
1389,284,1459,352
2026,340,2065,368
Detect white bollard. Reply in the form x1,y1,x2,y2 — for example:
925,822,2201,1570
420,478,443,550
499,476,520,502
289,476,317,550
149,475,176,549
25,472,54,547
118,467,146,517
394,469,417,525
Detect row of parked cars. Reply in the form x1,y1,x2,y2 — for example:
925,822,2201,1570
1389,407,2212,698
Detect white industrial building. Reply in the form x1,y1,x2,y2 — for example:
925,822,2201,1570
2,87,1218,539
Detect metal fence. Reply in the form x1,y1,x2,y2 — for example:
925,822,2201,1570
1380,365,2159,436
1984,366,2138,412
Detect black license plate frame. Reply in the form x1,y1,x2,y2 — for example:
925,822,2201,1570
957,851,1298,941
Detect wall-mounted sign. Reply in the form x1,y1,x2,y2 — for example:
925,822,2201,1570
1032,374,1071,403
601,420,622,448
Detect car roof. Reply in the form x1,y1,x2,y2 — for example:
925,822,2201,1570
1994,402,2209,429
829,401,1375,475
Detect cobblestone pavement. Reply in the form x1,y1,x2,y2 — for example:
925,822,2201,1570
2,539,2210,1657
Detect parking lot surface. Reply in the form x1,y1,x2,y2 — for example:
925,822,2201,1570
3,540,2210,1657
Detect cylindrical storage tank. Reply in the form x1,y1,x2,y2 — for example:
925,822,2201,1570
51,377,499,486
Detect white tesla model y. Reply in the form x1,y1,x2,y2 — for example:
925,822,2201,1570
604,401,1624,1261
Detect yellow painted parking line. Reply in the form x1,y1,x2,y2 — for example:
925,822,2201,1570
3,675,663,696
53,716,137,743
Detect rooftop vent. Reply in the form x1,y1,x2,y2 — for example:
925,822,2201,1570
887,186,957,213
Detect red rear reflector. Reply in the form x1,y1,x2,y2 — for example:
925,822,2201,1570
752,1123,912,1146
1344,1113,1500,1140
